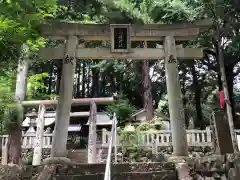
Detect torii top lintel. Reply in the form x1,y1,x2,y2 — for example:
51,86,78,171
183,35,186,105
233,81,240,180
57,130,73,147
41,19,212,41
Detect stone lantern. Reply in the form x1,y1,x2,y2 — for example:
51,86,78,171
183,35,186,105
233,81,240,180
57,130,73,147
25,108,37,135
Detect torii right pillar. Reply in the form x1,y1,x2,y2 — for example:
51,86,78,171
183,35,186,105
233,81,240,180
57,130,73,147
164,36,188,156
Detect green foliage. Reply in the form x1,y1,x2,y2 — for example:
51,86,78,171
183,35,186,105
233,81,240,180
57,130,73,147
103,0,202,24
3,103,23,133
136,118,163,132
22,150,33,165
117,120,163,162
0,0,239,134
0,72,16,134
27,73,56,100
118,120,163,147
0,0,58,65
107,96,135,123
156,94,169,117
0,71,23,134
123,146,153,162
56,0,104,23
95,59,144,109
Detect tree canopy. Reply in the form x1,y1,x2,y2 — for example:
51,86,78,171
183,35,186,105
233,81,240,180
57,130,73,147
0,0,58,67
1,0,240,132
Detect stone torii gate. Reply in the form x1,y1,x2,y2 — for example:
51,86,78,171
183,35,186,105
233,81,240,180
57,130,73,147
39,20,211,157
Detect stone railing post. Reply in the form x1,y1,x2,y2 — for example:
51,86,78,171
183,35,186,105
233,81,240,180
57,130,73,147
206,126,212,143
1,136,8,165
102,128,107,145
151,134,158,155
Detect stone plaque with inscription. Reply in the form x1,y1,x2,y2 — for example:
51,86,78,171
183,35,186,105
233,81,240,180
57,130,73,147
213,111,234,154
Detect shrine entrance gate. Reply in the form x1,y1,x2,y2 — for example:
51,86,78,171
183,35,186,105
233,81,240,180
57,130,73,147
39,20,211,157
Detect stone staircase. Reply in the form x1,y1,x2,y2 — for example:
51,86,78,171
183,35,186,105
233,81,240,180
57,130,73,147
52,162,178,180
97,147,110,163
67,148,110,163
67,149,88,163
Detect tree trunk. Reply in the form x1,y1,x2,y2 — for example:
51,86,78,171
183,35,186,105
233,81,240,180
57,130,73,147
191,62,203,129
76,62,81,97
47,62,54,95
225,65,238,128
82,61,86,97
215,36,238,151
143,41,154,120
87,61,91,97
182,88,188,127
101,76,107,97
180,64,188,127
8,44,29,164
217,72,223,91
56,60,63,95
91,63,99,97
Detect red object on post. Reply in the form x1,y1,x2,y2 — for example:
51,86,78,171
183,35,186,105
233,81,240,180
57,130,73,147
219,90,225,109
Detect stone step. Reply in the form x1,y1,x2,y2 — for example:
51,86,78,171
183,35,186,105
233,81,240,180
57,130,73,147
97,147,111,163
67,149,87,163
54,171,178,180
56,162,175,175
193,170,227,178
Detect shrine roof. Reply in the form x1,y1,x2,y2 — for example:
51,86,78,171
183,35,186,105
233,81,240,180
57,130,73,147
22,111,113,127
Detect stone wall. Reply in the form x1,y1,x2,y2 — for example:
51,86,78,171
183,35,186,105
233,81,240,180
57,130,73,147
187,155,227,179
1,153,240,180
22,149,51,165
54,162,178,180
20,146,214,164
0,165,42,180
0,162,177,180
110,146,215,163
184,153,240,179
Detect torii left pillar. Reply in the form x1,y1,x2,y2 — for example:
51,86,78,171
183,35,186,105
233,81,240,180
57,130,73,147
51,36,78,157
163,36,188,156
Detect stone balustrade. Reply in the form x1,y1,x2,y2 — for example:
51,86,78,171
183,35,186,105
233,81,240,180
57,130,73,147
2,128,240,150
101,128,240,151
102,128,213,147
1,134,53,149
